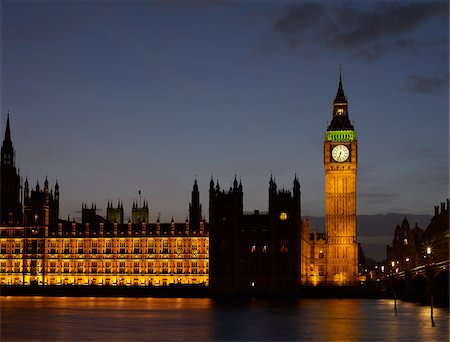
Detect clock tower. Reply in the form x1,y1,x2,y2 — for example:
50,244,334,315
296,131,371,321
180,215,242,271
324,72,358,285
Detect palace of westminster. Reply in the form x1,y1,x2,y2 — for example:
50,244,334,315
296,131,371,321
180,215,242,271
1,76,360,291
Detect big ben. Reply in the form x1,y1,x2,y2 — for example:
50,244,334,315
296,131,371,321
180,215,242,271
324,71,358,285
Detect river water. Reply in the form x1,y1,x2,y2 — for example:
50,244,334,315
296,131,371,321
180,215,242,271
1,296,448,341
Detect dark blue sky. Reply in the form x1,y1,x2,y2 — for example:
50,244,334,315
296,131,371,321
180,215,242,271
2,1,448,226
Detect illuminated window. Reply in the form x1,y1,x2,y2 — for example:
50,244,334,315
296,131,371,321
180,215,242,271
64,261,69,273
177,240,183,255
14,241,21,254
280,239,288,253
192,239,198,255
50,261,56,273
64,241,70,254
91,241,98,254
250,245,256,253
77,261,84,273
119,261,125,273
119,241,126,254
106,240,112,254
280,212,288,221
337,108,344,115
162,261,168,274
162,240,169,254
134,261,139,274
319,266,324,276
404,239,408,245
50,241,57,254
148,261,154,274
148,239,154,254
77,241,83,254
91,261,97,274
262,245,267,253
177,262,182,274
0,242,6,254
134,240,140,254
192,262,198,274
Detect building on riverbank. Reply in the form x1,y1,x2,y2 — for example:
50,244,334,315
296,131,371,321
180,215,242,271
1,74,362,289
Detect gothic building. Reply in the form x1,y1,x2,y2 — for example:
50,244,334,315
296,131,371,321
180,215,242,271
386,200,449,273
1,114,22,226
209,175,300,293
1,73,365,289
322,72,359,285
23,177,59,227
0,116,209,286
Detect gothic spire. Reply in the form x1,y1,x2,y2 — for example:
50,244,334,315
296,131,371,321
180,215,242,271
334,65,347,105
4,112,11,145
1,112,15,167
328,68,354,131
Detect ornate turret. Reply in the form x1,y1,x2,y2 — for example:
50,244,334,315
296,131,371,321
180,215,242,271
1,113,23,225
189,178,202,231
327,69,354,131
107,199,124,224
1,114,13,166
54,180,59,201
24,177,29,201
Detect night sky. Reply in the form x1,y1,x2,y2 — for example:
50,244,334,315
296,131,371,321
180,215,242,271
2,1,448,260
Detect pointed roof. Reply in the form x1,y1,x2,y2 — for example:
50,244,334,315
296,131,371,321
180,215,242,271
327,70,354,131
193,177,198,191
4,112,11,144
333,71,347,104
2,112,14,155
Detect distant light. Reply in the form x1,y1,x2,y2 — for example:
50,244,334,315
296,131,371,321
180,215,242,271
406,257,409,262
426,247,431,255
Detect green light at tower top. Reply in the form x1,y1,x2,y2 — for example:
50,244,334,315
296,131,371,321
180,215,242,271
325,130,357,142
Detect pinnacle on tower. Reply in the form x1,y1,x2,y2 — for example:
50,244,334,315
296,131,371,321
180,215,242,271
328,68,354,131
3,112,11,145
334,66,347,105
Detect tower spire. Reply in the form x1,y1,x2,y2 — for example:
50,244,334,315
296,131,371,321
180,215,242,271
334,65,347,105
4,112,11,144
328,67,353,130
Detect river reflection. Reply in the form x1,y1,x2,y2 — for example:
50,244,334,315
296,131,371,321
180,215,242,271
1,296,448,341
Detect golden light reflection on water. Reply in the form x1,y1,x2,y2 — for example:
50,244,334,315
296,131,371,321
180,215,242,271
1,297,448,341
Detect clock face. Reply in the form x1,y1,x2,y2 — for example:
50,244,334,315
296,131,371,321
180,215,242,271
332,145,350,162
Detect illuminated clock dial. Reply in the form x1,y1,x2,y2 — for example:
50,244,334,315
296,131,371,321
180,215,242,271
332,145,349,162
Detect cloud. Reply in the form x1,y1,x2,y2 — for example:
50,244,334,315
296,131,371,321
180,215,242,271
405,73,449,93
268,2,448,61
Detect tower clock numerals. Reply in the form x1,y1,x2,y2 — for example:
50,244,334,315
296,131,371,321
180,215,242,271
331,144,349,162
